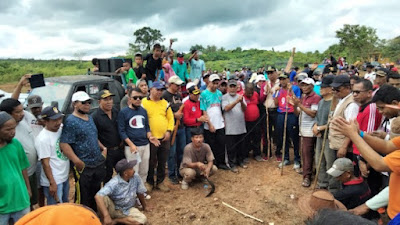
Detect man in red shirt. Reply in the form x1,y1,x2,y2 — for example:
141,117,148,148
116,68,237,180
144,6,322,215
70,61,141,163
244,83,263,161
352,79,382,196
183,86,208,143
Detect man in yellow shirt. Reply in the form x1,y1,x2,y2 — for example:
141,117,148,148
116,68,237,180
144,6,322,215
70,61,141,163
141,81,174,192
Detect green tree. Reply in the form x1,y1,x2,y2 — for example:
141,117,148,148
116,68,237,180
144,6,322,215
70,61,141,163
383,36,400,60
128,27,165,54
335,24,379,62
190,44,205,52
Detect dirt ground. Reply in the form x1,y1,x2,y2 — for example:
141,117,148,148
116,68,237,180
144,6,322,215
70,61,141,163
66,153,312,225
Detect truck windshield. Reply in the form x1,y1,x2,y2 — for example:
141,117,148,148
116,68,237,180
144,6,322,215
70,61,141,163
28,82,71,109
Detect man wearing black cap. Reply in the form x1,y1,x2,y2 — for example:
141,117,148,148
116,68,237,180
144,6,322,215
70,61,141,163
92,89,123,183
35,106,69,205
274,73,301,167
0,112,31,224
364,64,376,84
312,75,337,190
96,159,147,225
329,75,359,159
172,52,189,83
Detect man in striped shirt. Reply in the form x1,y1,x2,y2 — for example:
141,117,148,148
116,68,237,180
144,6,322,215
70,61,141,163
293,78,321,187
352,79,382,196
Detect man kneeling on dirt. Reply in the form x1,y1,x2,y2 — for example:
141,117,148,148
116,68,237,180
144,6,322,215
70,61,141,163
95,159,147,225
180,127,218,190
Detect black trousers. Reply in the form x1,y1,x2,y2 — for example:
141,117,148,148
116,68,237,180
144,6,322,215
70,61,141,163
147,140,170,185
74,162,106,211
226,134,246,167
204,128,226,166
104,147,125,183
245,120,261,157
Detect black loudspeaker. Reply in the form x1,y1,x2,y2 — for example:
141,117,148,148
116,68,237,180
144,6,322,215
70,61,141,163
98,59,110,72
109,58,133,72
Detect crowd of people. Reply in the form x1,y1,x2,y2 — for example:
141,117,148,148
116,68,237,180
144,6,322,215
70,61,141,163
1,42,400,225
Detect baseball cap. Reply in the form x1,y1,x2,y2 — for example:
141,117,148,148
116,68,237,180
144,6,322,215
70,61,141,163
71,91,91,102
168,75,183,85
219,79,228,85
296,72,308,82
186,82,195,90
255,75,266,83
301,78,315,85
266,66,276,72
151,81,165,89
209,74,220,82
278,74,288,79
320,75,335,88
330,75,350,88
27,95,43,109
203,73,211,79
376,70,387,77
228,79,237,86
98,89,115,99
177,52,184,58
115,159,137,173
187,86,200,95
327,158,354,177
39,106,64,120
366,63,374,68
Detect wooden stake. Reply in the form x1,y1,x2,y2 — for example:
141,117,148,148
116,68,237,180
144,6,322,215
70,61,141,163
222,201,264,223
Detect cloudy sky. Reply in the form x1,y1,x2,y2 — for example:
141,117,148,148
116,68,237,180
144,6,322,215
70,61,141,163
1,0,399,60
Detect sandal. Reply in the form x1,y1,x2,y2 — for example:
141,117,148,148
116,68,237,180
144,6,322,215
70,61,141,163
302,178,311,187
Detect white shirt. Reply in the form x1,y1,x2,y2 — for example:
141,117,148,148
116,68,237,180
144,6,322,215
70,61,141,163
15,118,37,176
24,110,43,138
35,127,70,186
364,72,376,84
334,93,359,121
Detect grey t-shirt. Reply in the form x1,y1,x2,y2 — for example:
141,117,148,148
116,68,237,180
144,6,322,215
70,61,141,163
316,99,332,126
222,94,247,135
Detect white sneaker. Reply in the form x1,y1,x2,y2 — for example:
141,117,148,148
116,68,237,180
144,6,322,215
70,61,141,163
181,181,189,190
293,162,301,169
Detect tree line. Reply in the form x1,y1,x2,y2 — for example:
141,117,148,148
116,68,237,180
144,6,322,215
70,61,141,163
0,24,399,84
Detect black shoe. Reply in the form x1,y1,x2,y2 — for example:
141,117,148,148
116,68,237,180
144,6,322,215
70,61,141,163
218,164,230,170
169,177,179,185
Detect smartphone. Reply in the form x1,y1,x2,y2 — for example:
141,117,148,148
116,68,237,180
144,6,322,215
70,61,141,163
171,38,178,42
29,73,45,89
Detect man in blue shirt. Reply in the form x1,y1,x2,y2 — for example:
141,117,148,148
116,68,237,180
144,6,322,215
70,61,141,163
60,91,106,211
188,50,206,82
118,87,159,188
96,159,147,225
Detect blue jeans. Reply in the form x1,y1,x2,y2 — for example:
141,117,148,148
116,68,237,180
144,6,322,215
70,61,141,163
0,207,30,224
43,179,70,205
168,128,186,178
276,113,300,162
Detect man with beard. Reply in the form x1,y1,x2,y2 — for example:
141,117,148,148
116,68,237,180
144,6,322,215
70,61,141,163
0,112,31,224
60,91,107,211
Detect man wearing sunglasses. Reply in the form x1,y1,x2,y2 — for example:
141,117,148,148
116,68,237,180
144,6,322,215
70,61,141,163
60,91,107,211
118,87,159,188
328,75,359,160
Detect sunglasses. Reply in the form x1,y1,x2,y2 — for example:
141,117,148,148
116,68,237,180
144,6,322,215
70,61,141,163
131,96,144,100
80,100,92,105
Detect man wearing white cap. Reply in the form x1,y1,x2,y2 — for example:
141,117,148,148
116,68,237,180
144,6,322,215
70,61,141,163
292,78,321,187
200,74,228,170
60,91,107,211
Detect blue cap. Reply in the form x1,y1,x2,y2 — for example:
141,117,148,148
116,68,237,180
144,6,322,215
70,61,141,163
151,81,165,89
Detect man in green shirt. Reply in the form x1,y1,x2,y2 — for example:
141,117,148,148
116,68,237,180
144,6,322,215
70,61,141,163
172,52,189,83
0,112,31,224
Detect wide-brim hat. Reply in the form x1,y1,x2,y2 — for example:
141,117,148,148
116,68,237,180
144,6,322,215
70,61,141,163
298,190,347,218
